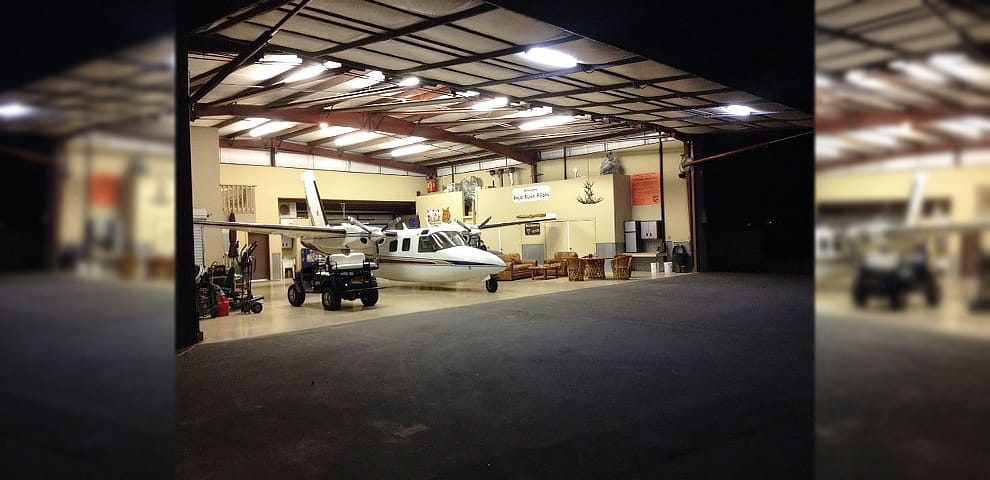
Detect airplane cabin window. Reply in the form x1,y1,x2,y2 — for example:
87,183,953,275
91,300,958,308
401,238,410,251
419,236,438,253
388,240,398,252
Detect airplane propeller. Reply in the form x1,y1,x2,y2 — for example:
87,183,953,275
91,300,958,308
478,216,492,228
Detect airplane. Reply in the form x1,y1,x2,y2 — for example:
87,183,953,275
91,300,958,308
815,170,990,309
194,170,557,294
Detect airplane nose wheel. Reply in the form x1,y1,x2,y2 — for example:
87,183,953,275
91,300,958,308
485,275,498,293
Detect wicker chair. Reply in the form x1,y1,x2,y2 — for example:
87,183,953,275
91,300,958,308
565,257,584,281
552,251,579,276
610,254,632,280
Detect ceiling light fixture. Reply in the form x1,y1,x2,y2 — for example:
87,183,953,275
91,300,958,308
397,77,420,87
341,70,386,90
248,121,294,137
471,97,508,111
247,54,302,80
518,47,578,68
460,90,480,97
334,130,380,146
815,74,833,88
379,136,425,149
518,115,575,131
889,60,948,84
503,106,553,119
322,60,342,69
722,105,754,116
282,64,328,83
0,102,33,119
391,144,433,157
319,122,329,129
929,53,990,84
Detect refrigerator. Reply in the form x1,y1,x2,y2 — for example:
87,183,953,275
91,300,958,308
624,221,639,253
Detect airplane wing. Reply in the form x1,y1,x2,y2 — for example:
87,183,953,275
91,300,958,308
194,219,352,239
479,213,558,229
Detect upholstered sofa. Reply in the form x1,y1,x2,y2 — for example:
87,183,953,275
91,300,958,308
497,253,537,281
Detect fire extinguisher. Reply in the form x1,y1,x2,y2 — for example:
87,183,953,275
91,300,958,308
427,177,437,193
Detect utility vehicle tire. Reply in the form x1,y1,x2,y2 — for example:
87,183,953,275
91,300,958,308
287,284,305,307
361,289,379,307
322,288,342,311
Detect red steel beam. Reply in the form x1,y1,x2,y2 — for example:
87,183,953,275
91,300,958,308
197,103,539,165
816,107,990,134
220,138,436,176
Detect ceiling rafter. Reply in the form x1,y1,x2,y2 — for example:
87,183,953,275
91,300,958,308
190,0,312,104
196,103,539,164
221,138,435,176
312,4,499,57
203,65,348,107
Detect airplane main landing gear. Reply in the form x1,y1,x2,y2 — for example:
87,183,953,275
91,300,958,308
485,275,498,293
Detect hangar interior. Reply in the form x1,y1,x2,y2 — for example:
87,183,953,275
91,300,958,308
184,0,812,344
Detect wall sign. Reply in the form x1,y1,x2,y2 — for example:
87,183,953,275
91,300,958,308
524,223,541,235
512,185,551,203
631,172,661,206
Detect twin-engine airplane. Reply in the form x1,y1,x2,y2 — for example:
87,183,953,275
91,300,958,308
194,171,556,293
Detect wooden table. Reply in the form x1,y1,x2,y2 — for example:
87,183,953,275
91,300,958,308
530,265,558,280
581,257,607,279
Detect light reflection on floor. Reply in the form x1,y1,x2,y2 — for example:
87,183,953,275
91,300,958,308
199,271,690,343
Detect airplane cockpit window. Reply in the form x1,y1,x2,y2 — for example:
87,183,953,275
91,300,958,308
419,232,466,253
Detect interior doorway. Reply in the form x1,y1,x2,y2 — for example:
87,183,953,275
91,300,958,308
248,233,269,280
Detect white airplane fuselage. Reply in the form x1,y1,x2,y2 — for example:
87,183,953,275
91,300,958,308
302,227,505,283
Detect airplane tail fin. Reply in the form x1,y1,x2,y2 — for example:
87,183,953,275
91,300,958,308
300,170,328,227
904,171,927,227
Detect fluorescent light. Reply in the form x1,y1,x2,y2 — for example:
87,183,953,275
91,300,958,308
334,131,380,146
341,70,385,90
722,105,753,116
248,121,295,137
322,60,342,69
319,122,329,129
518,47,578,68
378,136,425,149
845,70,888,90
928,53,990,84
815,74,833,88
889,60,948,84
247,54,302,80
391,144,433,157
282,64,328,83
319,126,356,137
471,97,508,111
518,115,574,131
847,129,899,148
224,117,269,132
935,118,984,139
460,90,480,97
502,106,552,119
397,77,420,87
0,102,33,119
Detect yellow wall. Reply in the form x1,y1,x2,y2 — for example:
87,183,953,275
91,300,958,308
816,166,990,223
191,126,223,264
217,163,425,275
448,142,690,242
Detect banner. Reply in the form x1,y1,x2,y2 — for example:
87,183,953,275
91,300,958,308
631,172,661,206
512,185,551,203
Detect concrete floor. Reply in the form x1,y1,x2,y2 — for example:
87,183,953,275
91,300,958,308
815,277,990,478
200,270,685,343
0,274,174,479
177,273,814,479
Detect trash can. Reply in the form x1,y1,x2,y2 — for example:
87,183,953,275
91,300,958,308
663,261,673,274
650,262,658,273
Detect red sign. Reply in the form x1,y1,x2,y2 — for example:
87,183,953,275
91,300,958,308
89,174,121,206
631,173,661,206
